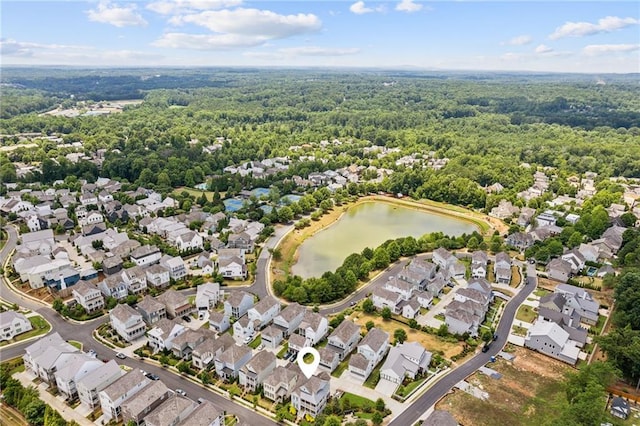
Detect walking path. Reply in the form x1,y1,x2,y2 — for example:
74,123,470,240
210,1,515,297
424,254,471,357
15,371,94,426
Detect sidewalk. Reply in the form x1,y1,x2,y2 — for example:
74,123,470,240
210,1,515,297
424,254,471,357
14,371,93,426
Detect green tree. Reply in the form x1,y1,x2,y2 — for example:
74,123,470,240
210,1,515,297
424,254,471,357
613,271,640,330
362,298,375,314
620,212,638,227
597,326,640,380
278,206,294,223
372,247,390,269
394,328,407,344
324,416,342,426
375,397,386,412
52,298,64,313
381,307,392,321
365,320,375,331
371,411,383,426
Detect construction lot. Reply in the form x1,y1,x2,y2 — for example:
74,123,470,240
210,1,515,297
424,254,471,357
435,345,572,426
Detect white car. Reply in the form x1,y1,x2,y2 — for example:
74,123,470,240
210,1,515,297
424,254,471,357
115,352,126,359
175,389,187,397
243,336,253,344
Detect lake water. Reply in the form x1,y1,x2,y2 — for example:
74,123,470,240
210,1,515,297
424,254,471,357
291,201,478,278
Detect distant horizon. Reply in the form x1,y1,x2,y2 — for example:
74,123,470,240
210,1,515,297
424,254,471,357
2,1,638,73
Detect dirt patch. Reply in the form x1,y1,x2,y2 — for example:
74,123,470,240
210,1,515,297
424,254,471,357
436,346,572,426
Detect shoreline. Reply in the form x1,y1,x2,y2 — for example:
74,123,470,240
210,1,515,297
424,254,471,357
271,195,502,283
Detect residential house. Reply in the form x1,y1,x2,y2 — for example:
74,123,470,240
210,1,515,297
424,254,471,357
554,284,600,325
401,299,421,319
72,281,105,314
247,295,280,330
145,264,171,289
143,394,198,426
261,325,284,349
326,320,361,361
263,366,300,403
372,287,403,314
536,211,558,227
175,231,204,252
494,252,512,284
180,400,224,426
546,259,572,283
407,258,437,283
99,274,128,300
380,342,431,384
77,360,122,410
432,247,456,270
214,344,252,381
524,319,580,365
318,347,340,373
0,311,33,341
239,351,277,392
110,304,146,342
425,275,447,298
297,311,329,346
171,329,209,360
506,232,534,251
137,295,167,325
348,328,389,380
23,332,78,384
195,282,221,315
121,381,173,426
233,316,258,341
448,260,466,281
577,243,600,263
227,232,254,253
160,255,187,281
517,207,536,227
191,334,235,370
471,251,488,279
385,276,415,301
273,302,306,337
55,353,104,401
561,249,586,274
99,370,151,422
208,311,230,334
224,291,254,319
218,256,247,279
130,245,162,267
396,269,426,290
147,319,186,353
157,290,193,319
121,266,148,295
103,256,124,276
291,374,331,419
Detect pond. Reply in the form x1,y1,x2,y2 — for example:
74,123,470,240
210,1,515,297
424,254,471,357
291,201,478,278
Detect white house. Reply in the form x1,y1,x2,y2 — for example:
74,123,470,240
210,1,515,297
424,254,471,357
175,231,204,252
272,302,306,337
326,319,361,360
291,375,330,419
224,291,254,319
384,276,414,301
23,332,79,384
247,295,281,329
160,255,187,280
0,311,33,341
109,304,146,342
77,360,123,410
380,341,431,384
524,319,580,365
218,256,247,279
147,318,186,352
372,287,402,314
55,353,104,401
239,351,277,392
99,370,151,422
195,282,221,315
208,311,230,334
214,344,252,382
348,328,389,379
130,245,162,267
297,311,329,346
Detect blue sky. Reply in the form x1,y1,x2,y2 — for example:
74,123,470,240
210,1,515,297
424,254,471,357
1,1,639,72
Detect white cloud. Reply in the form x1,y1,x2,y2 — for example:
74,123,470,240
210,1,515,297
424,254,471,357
153,32,267,49
0,38,89,57
350,1,373,14
549,16,639,39
87,1,147,27
396,0,422,13
171,8,321,39
502,35,532,46
583,43,640,56
534,44,553,54
146,0,242,15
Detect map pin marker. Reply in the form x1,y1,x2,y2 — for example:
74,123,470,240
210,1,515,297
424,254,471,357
296,347,320,379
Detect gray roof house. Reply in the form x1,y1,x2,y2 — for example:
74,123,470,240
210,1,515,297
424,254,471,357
555,284,600,325
179,400,224,426
99,370,151,422
291,374,331,418
524,319,580,365
261,324,284,349
121,380,172,425
23,332,79,384
143,394,197,426
273,302,306,336
247,295,281,329
380,341,431,384
348,328,389,380
208,311,230,334
137,295,167,325
192,333,235,370
546,259,572,283
223,291,254,319
326,319,361,361
214,344,252,382
239,350,277,392
263,366,300,403
76,360,123,410
157,290,193,319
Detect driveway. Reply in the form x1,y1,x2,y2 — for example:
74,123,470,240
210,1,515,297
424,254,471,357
375,378,398,396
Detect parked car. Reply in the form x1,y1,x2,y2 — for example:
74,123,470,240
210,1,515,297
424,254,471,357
243,335,253,344
257,344,264,350
146,373,160,381
115,352,126,359
182,315,192,323
482,342,492,353
88,349,97,357
175,389,187,397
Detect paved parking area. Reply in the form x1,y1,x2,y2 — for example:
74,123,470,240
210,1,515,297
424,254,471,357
375,378,398,396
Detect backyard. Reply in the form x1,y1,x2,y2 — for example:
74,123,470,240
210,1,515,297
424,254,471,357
516,305,537,324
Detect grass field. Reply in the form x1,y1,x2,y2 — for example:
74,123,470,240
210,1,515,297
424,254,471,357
516,305,537,324
436,346,573,426
172,186,226,202
0,403,27,426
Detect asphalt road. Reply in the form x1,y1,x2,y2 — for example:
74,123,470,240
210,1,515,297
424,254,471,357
388,263,538,426
0,226,276,425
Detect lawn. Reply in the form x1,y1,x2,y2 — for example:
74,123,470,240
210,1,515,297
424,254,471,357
332,355,350,378
0,315,51,347
351,312,464,359
533,288,550,297
516,305,537,324
510,266,521,288
248,335,261,349
511,325,528,336
68,340,83,350
276,342,289,359
340,392,376,410
396,377,426,399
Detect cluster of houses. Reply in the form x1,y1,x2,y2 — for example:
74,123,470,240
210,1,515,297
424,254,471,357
22,333,225,426
524,284,600,365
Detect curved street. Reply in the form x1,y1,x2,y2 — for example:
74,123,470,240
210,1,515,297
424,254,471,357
1,223,536,426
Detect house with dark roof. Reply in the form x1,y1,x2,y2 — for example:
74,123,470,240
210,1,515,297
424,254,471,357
239,351,277,392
